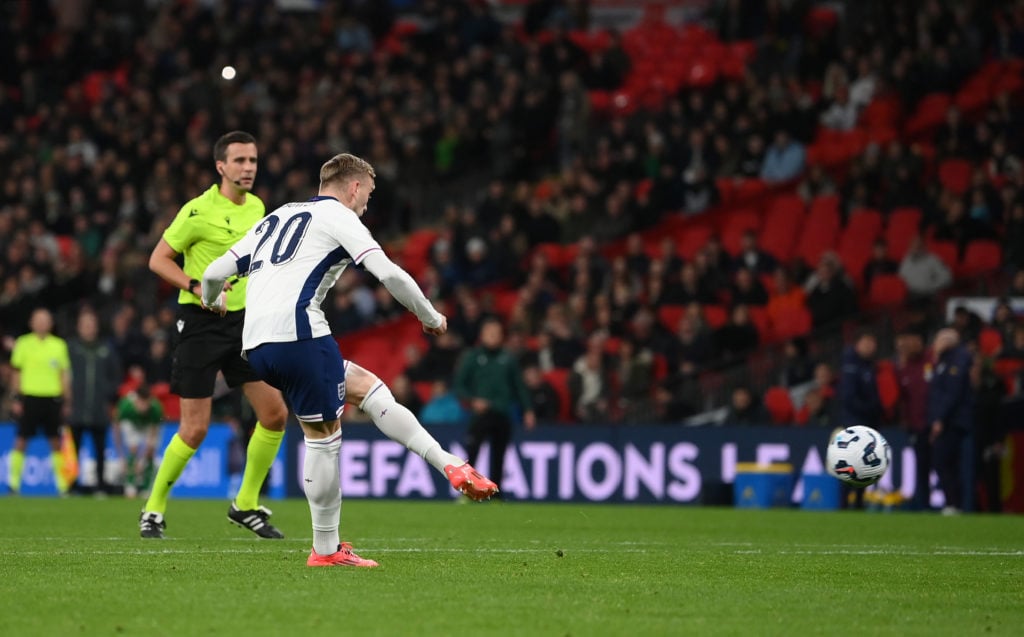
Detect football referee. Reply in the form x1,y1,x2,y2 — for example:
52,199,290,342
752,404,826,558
7,308,71,495
138,131,289,539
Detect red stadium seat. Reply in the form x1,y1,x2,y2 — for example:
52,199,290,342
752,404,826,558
769,305,812,341
978,328,1003,357
866,274,908,309
795,195,841,267
413,381,433,404
838,209,883,285
657,304,687,331
993,359,1024,394
748,306,772,342
763,386,795,424
542,369,573,422
875,361,900,414
926,240,959,272
938,159,972,196
676,223,714,260
885,208,923,260
958,240,1003,278
759,195,805,262
905,93,952,138
720,208,761,255
703,304,729,329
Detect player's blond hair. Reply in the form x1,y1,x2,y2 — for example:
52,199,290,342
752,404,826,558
319,153,375,188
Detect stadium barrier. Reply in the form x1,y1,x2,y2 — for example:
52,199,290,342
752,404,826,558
4,421,1017,510
0,423,286,499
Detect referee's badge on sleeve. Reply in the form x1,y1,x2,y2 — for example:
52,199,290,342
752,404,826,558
177,320,185,333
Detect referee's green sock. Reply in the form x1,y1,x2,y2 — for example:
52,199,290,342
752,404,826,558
234,422,284,511
51,451,68,494
144,434,196,514
8,449,24,493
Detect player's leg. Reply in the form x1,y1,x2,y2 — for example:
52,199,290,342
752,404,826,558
90,425,109,493
141,310,224,537
487,411,512,497
7,416,32,493
225,345,289,537
140,398,211,535
247,337,375,566
234,381,287,510
41,399,68,494
345,361,498,500
69,426,86,493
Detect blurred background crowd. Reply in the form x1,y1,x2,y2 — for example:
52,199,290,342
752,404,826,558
0,0,1022,462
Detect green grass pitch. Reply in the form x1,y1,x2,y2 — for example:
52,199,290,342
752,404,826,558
0,498,1021,636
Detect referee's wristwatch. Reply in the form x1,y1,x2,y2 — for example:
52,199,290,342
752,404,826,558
187,279,201,295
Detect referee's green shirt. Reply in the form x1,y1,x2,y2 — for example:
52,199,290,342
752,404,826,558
163,184,265,311
11,334,70,397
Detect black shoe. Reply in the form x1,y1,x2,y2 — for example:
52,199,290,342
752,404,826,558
227,503,284,539
139,511,166,539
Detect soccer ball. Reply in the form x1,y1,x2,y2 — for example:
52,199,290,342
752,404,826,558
826,425,891,487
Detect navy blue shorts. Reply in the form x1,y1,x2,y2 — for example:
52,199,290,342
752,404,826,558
247,335,346,423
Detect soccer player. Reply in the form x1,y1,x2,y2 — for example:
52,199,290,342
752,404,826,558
139,131,289,539
7,308,71,495
117,384,164,498
201,153,497,567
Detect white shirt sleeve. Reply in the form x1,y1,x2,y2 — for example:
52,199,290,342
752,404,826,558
328,207,384,265
361,251,443,328
201,230,258,307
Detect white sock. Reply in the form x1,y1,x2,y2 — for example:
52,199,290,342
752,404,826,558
361,382,464,473
303,430,342,555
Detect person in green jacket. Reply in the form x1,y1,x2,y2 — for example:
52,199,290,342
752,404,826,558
454,318,535,495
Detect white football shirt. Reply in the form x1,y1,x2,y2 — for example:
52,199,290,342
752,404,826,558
224,196,382,350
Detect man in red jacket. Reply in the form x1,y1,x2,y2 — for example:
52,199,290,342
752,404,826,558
895,328,930,509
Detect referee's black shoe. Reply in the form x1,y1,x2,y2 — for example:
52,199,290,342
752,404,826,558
228,503,285,539
139,511,166,539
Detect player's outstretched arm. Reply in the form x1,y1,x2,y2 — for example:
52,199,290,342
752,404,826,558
361,251,445,334
200,251,242,315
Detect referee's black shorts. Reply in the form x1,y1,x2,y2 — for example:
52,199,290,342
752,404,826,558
18,396,63,439
170,305,260,398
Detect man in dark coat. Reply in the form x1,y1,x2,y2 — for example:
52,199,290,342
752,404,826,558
927,329,975,514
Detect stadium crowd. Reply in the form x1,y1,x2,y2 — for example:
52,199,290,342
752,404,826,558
0,0,1022,454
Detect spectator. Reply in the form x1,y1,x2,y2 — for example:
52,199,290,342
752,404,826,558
454,318,535,494
568,338,611,423
737,134,766,178
862,239,898,288
820,85,859,131
927,329,975,514
797,163,838,202
735,230,777,275
780,338,814,387
795,387,834,427
390,374,425,419
730,268,769,307
713,304,760,364
760,130,806,183
616,339,656,423
950,305,984,344
1004,201,1024,271
766,268,807,325
838,331,882,428
67,309,122,495
804,254,856,327
724,386,769,425
117,384,164,499
899,236,953,298
419,379,469,426
972,357,1006,513
894,328,931,509
522,363,561,422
